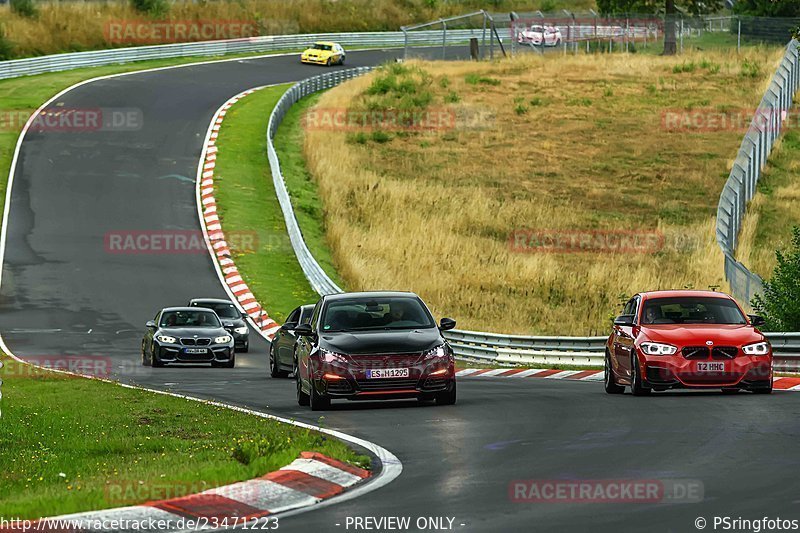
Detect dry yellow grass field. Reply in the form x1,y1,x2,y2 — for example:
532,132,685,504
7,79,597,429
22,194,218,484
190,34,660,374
0,0,593,58
303,49,783,335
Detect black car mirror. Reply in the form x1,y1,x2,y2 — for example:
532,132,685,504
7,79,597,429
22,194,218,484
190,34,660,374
146,320,157,329
280,321,298,332
613,314,635,327
241,312,248,319
748,314,766,327
294,323,314,336
439,317,457,331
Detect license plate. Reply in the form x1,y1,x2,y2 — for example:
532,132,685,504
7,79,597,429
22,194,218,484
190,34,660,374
366,368,409,379
184,348,207,355
696,362,725,372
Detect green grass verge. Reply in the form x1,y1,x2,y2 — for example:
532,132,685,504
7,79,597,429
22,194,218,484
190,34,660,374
0,355,369,519
212,86,344,322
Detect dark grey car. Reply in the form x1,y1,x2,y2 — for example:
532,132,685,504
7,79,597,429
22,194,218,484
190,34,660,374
269,304,315,378
142,307,235,368
188,298,250,352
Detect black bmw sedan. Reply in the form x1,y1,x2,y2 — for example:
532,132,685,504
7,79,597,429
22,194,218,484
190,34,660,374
142,307,235,368
294,292,457,410
188,298,250,352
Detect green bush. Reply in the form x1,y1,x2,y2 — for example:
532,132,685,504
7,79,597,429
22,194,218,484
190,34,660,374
0,27,15,60
752,226,800,331
10,0,38,18
130,0,168,16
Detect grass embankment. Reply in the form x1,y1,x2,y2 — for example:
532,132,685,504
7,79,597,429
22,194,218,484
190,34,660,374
0,356,368,519
0,0,593,59
737,126,800,279
211,84,340,322
303,49,782,335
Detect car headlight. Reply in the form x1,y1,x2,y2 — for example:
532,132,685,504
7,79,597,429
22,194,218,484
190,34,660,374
234,326,248,335
423,344,449,359
320,348,348,363
214,335,232,344
743,341,770,355
156,335,176,344
639,342,677,355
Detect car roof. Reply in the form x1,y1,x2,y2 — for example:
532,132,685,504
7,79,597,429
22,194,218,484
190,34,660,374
301,304,316,310
162,306,217,312
639,290,734,301
314,41,337,46
322,291,421,302
189,298,233,305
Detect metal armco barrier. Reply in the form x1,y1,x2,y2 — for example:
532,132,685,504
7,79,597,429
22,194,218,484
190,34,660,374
0,30,488,81
716,40,800,304
265,70,800,371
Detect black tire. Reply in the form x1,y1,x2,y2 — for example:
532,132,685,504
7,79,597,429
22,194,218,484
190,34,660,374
310,382,331,411
630,354,650,396
224,354,235,369
142,342,150,367
269,348,280,378
436,381,457,405
604,352,624,394
339,55,345,65
326,57,332,67
296,367,310,407
151,347,164,368
752,385,773,394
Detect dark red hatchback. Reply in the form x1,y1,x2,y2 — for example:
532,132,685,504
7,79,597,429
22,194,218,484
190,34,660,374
293,291,458,410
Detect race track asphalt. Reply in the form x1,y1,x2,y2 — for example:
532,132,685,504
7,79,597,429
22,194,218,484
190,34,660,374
1,47,799,533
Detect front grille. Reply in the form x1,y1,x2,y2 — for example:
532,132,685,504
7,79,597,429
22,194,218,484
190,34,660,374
180,338,211,346
712,346,738,359
682,346,709,360
356,378,419,392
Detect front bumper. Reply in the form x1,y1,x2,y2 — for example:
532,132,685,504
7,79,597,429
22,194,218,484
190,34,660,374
640,352,772,389
310,358,456,400
301,56,330,65
155,343,234,364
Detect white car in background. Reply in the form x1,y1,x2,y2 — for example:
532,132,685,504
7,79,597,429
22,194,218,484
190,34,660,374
517,24,562,46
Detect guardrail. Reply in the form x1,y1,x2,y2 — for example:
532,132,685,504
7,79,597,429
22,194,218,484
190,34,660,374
0,30,489,81
266,67,800,372
716,40,800,305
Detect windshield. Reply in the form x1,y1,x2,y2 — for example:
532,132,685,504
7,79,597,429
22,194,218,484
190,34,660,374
322,296,435,332
641,297,747,325
191,302,239,319
312,43,332,51
160,310,221,328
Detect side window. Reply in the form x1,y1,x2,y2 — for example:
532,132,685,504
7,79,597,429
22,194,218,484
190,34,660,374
631,296,641,323
299,307,313,324
154,311,161,322
622,298,635,316
286,308,300,324
310,301,322,329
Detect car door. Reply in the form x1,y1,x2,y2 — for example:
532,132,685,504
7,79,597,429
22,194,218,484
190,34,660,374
296,302,320,382
613,296,639,379
274,307,301,367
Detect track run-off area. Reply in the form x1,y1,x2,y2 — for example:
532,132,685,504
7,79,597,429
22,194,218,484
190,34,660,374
1,48,800,532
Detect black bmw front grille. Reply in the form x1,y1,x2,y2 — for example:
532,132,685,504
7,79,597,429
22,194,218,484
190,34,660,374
682,346,709,360
180,338,211,346
712,346,738,359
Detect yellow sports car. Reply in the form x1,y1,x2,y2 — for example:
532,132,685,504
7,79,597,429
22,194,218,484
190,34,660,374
300,42,346,66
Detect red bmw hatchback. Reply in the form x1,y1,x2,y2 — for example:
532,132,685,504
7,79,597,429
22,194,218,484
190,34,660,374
606,290,773,395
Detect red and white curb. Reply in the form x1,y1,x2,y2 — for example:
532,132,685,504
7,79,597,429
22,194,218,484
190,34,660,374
456,368,800,390
18,453,369,531
195,87,281,340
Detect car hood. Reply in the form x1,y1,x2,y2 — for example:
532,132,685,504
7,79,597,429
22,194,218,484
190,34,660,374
303,49,332,57
221,319,245,328
320,328,443,355
158,327,227,337
640,324,764,346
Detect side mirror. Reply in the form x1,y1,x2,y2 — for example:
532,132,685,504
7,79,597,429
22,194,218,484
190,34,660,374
613,314,635,327
294,323,314,337
439,317,457,331
241,312,248,319
748,315,766,327
146,320,157,329
280,321,298,332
